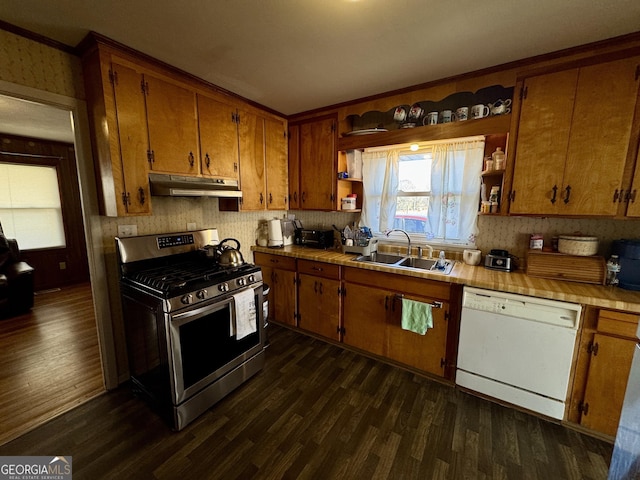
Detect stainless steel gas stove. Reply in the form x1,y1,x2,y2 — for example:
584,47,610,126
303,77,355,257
116,229,265,430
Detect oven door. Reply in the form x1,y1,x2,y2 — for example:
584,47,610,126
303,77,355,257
167,283,264,405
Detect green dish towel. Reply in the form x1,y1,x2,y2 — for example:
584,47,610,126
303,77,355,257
401,298,433,335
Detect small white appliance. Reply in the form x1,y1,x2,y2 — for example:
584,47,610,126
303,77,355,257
281,219,295,246
268,219,283,247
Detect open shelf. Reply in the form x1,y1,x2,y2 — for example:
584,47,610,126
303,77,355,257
338,114,511,151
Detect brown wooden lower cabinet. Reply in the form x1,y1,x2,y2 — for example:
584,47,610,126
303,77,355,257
342,267,455,379
297,260,341,341
571,307,639,437
253,252,297,326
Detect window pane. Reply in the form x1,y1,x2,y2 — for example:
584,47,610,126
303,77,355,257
395,153,430,233
0,163,66,249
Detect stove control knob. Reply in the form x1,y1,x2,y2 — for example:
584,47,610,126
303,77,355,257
247,275,255,283
218,283,229,292
196,290,207,300
237,277,246,287
181,293,193,305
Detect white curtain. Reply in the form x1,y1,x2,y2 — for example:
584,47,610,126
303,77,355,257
360,150,399,233
426,138,484,244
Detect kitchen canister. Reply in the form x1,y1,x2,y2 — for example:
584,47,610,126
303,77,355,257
341,197,356,210
557,235,599,256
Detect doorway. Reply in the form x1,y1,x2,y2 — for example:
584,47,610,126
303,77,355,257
0,89,112,444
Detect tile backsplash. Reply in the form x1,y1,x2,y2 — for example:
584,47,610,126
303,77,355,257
101,198,640,264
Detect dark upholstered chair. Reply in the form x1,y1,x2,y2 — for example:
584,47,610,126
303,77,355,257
0,222,34,318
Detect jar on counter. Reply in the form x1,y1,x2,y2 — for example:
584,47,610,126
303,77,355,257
256,220,269,247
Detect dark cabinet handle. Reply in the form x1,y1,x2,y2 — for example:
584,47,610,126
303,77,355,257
564,185,572,204
301,192,306,203
269,193,273,204
188,152,195,167
319,282,323,295
314,281,318,293
205,153,211,168
550,185,558,204
628,189,637,203
234,162,238,172
260,192,264,204
294,192,298,203
138,187,145,205
384,296,389,310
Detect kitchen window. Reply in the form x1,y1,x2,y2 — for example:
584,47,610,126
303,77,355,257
0,160,66,250
360,136,485,247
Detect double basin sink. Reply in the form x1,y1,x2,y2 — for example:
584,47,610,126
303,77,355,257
353,252,454,275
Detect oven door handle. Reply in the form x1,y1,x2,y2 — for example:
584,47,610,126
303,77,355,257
170,296,235,325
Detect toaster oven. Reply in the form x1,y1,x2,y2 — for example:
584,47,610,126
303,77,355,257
294,229,334,249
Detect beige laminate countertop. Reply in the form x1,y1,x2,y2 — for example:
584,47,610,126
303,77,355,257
252,245,640,314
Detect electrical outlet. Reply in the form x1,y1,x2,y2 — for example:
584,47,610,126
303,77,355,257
187,222,197,231
118,224,138,237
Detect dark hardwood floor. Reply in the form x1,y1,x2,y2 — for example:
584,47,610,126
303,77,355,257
0,283,104,445
0,325,613,479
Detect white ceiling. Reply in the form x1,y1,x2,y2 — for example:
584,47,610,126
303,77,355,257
0,0,640,126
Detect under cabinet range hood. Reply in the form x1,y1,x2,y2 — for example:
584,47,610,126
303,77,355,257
149,173,242,198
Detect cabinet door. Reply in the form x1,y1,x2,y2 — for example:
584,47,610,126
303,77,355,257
510,69,578,215
342,282,389,356
298,273,340,341
386,295,448,377
144,73,199,175
581,333,636,437
271,268,297,326
627,147,640,217
300,117,336,210
237,110,266,210
288,124,301,209
110,62,150,215
562,57,640,215
197,95,239,179
265,117,288,210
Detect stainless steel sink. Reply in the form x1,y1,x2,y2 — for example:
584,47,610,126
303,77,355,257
354,252,405,264
353,253,454,274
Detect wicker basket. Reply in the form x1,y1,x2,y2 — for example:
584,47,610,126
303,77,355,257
557,235,599,256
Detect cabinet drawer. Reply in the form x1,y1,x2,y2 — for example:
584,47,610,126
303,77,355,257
253,252,296,272
297,259,340,280
597,309,639,338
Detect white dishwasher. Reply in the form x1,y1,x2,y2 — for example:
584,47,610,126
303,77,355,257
456,286,582,420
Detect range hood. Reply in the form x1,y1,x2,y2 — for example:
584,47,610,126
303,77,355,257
149,173,242,198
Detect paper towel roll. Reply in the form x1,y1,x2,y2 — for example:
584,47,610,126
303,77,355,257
268,219,283,247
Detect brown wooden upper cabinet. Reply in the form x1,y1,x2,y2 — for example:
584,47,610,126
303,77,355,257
289,115,337,210
81,45,151,216
144,73,200,176
108,61,151,215
231,110,288,211
197,94,239,180
265,117,289,210
509,56,640,216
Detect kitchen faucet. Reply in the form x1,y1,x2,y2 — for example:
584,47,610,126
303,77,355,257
386,229,411,255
